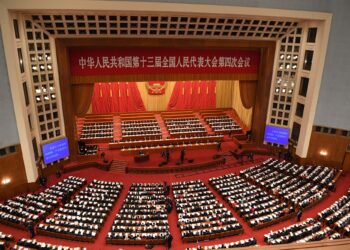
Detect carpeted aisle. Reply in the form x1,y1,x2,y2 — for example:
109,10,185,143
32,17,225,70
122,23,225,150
1,151,349,250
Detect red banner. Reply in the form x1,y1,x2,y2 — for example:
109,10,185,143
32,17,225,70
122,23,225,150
69,48,260,75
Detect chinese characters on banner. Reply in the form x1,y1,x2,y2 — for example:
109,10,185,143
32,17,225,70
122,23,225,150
69,48,260,75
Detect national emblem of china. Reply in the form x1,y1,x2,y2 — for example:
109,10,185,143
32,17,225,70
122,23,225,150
146,81,167,95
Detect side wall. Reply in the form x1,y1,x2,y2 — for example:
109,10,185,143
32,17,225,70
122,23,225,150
0,28,19,148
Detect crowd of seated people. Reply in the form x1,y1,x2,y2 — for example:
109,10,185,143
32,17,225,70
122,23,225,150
210,173,293,228
121,119,162,138
267,158,338,187
240,159,329,209
0,176,85,227
12,238,87,250
0,231,13,250
264,218,338,244
38,180,122,241
172,180,242,242
186,237,257,250
80,122,113,140
317,188,350,236
165,118,207,137
107,183,170,244
205,115,241,133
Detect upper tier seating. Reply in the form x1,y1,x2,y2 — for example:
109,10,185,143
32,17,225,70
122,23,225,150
186,237,257,250
121,119,162,139
106,183,170,245
0,176,86,227
240,158,329,209
210,173,293,228
317,188,350,236
37,180,122,242
205,115,241,133
165,118,207,137
80,122,113,140
12,238,87,250
172,180,242,242
264,218,340,244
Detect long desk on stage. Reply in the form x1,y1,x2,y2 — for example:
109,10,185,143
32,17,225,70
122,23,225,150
120,142,219,155
109,135,223,149
126,158,226,174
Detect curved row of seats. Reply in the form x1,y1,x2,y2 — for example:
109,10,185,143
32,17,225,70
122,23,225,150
210,173,293,228
264,218,342,245
186,237,257,250
0,176,86,227
317,188,350,236
37,180,122,242
172,180,242,242
12,238,86,250
106,183,170,245
0,231,13,250
240,158,329,209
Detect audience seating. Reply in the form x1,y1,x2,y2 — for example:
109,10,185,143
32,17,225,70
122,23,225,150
210,173,294,229
240,158,329,209
37,180,122,242
121,119,162,140
205,115,241,134
317,188,350,236
12,238,87,250
165,118,207,138
264,218,339,244
79,122,113,140
0,231,14,250
0,176,86,229
172,180,242,242
106,183,170,245
186,237,257,250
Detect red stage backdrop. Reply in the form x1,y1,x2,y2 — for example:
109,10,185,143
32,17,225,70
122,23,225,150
167,81,216,110
69,48,260,75
92,82,145,113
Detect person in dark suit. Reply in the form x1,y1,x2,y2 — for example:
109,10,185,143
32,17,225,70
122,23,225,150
166,233,173,249
216,142,222,151
297,208,303,222
26,220,35,238
166,148,170,163
180,149,186,164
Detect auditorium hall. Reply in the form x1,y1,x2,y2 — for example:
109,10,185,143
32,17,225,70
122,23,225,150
0,0,350,249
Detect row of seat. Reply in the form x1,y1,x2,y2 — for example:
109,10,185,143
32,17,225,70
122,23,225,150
0,176,86,227
11,238,86,250
106,183,170,244
37,180,123,241
241,158,329,209
186,237,257,250
210,173,293,228
317,188,350,236
80,122,114,140
172,180,242,242
205,115,241,133
264,218,342,245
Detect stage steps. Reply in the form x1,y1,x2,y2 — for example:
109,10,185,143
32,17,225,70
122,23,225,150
110,160,128,173
155,114,169,139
